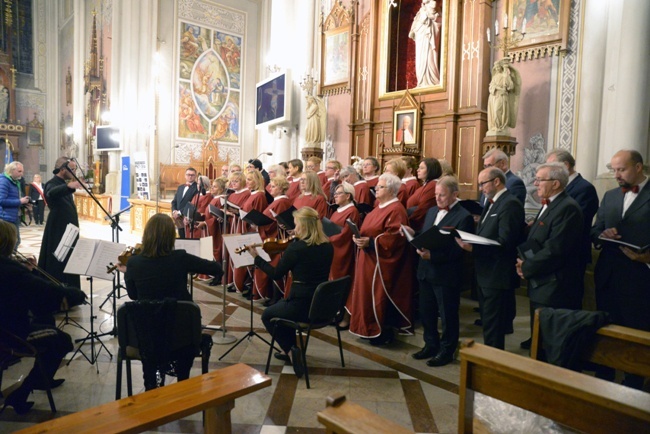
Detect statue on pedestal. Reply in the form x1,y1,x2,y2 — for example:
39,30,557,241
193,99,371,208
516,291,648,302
305,94,326,147
486,59,521,136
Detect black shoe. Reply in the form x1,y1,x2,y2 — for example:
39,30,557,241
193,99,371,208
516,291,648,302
32,378,65,391
263,299,278,307
274,352,290,362
520,338,532,350
1,389,34,415
412,345,437,360
208,278,221,286
369,329,394,346
290,346,304,379
226,283,236,293
336,323,350,331
426,352,454,367
474,319,483,326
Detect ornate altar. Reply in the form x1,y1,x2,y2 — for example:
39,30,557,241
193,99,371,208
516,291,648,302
128,198,172,235
190,137,226,180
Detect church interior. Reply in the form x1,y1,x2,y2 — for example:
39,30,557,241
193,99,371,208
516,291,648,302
1,0,649,432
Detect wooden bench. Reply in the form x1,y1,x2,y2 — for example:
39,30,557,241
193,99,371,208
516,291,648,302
531,308,650,378
16,363,271,434
159,163,188,199
459,340,650,434
317,394,414,434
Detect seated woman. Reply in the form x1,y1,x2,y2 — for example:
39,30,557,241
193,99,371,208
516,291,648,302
246,207,333,378
118,213,223,390
0,220,86,414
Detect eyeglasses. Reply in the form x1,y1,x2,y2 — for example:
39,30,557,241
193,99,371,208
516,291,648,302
533,178,555,184
299,178,307,182
326,166,336,170
376,185,388,189
333,191,348,196
477,178,496,187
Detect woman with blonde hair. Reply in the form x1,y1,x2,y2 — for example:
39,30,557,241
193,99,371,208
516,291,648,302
292,171,328,219
246,206,333,378
383,158,409,207
202,177,228,280
224,170,250,287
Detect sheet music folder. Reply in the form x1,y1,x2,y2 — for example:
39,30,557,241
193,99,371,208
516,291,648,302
241,209,275,227
275,206,296,230
321,217,343,237
407,225,457,250
208,204,225,220
345,219,361,238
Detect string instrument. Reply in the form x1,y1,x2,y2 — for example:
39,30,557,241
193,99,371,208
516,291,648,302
106,244,143,274
235,236,296,255
13,251,63,286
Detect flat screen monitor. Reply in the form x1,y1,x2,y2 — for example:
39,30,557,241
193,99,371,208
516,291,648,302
95,125,121,151
255,71,291,128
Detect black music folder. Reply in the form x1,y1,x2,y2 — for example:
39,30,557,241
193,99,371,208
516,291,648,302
183,203,204,221
321,217,343,237
346,218,361,238
459,199,484,216
408,225,458,250
208,204,225,220
354,201,374,215
597,236,649,253
241,209,275,227
517,238,543,260
275,206,296,230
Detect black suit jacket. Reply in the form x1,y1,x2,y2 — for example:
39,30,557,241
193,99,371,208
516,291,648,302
171,182,198,214
565,174,599,264
416,203,474,287
473,191,525,290
591,182,650,329
520,191,583,308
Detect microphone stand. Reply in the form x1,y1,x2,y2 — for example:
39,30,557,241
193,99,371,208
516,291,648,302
212,188,236,344
188,184,202,240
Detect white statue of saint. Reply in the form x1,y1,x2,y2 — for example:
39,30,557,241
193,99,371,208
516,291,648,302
487,59,522,136
409,0,442,87
304,94,326,146
0,86,9,122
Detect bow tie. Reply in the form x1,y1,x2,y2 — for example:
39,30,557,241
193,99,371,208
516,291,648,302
621,185,639,194
439,206,449,212
541,198,550,206
186,183,193,187
488,199,494,204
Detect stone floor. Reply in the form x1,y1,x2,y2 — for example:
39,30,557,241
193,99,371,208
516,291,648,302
1,217,534,433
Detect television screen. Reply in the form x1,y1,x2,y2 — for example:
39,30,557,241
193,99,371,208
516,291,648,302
95,125,121,151
255,71,291,128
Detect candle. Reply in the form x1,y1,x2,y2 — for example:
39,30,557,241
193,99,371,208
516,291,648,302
513,16,517,31
486,28,491,42
522,18,527,34
495,20,499,36
503,13,508,29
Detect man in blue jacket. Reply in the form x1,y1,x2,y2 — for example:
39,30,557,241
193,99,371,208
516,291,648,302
0,161,30,249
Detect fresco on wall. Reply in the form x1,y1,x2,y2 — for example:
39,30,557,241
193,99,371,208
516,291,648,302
177,21,243,143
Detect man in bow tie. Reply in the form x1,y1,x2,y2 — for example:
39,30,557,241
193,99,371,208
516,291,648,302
457,167,524,349
171,167,198,238
516,162,583,349
591,150,649,389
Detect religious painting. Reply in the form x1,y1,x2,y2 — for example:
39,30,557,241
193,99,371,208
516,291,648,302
210,93,240,143
320,0,352,95
323,27,349,88
379,0,448,98
176,20,244,144
27,126,43,146
393,108,418,146
508,0,570,55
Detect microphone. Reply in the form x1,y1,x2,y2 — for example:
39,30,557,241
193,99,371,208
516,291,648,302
255,152,273,159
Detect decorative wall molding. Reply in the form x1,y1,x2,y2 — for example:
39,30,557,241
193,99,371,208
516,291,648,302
178,0,246,35
16,90,46,122
557,0,580,151
35,0,47,92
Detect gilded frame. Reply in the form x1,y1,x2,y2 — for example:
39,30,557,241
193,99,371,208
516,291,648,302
320,1,353,95
507,0,571,58
393,108,419,146
378,0,449,100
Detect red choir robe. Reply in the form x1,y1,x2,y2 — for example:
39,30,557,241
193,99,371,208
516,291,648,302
233,190,268,293
286,178,302,203
348,199,413,338
373,184,408,209
402,177,421,198
293,193,328,219
185,193,213,239
353,180,373,207
204,194,226,264
405,180,437,232
317,171,328,185
329,203,360,282
253,195,293,299
225,188,251,285
365,176,379,189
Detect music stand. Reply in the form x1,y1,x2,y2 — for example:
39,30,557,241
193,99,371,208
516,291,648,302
67,277,112,373
212,193,237,345
219,233,281,360
100,205,132,320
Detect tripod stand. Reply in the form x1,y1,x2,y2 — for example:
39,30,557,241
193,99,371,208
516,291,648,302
68,277,113,373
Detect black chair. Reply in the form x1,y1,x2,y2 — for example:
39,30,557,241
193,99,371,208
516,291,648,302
264,276,352,389
115,300,212,399
0,327,56,412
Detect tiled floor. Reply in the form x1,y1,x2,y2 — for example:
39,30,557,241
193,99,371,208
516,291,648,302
1,217,534,433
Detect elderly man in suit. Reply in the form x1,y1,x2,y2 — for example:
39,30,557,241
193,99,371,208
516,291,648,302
457,168,525,349
482,149,526,204
410,176,474,367
546,149,598,303
591,150,649,389
516,162,584,348
171,167,198,238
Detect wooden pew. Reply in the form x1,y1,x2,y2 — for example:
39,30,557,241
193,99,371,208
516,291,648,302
531,308,650,378
16,363,271,434
159,163,188,199
317,394,414,434
458,340,650,434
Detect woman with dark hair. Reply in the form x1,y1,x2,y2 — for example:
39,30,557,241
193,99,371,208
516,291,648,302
362,157,381,188
246,207,333,378
121,213,223,301
0,220,86,414
401,156,421,197
406,157,442,231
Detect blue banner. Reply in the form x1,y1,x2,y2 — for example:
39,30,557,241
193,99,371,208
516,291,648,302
120,156,130,210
